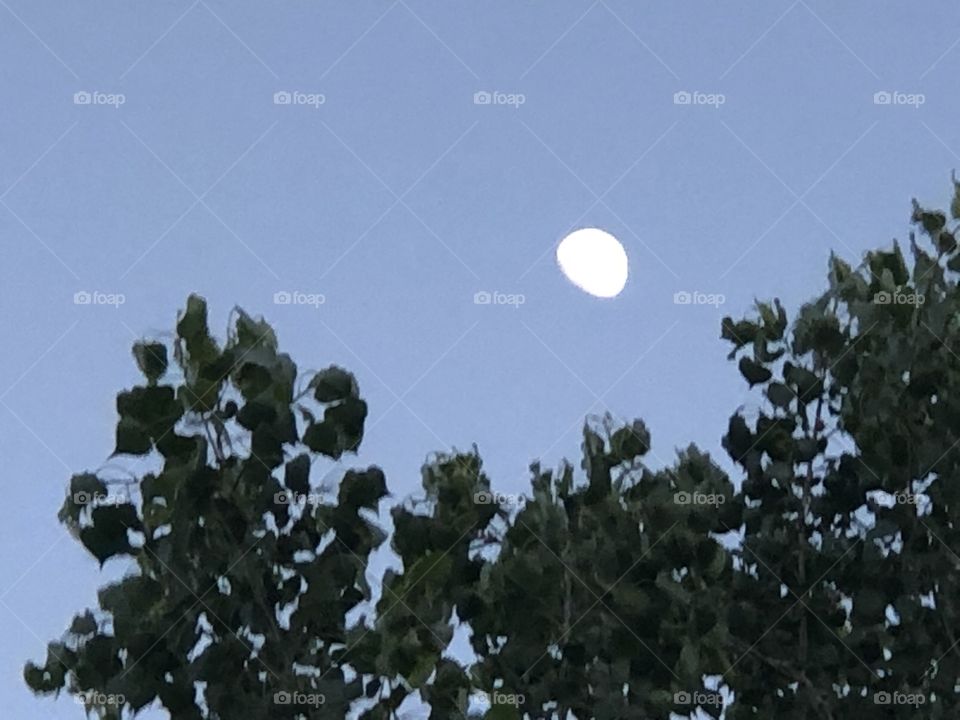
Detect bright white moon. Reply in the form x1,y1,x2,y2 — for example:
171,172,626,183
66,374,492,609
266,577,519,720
556,228,628,298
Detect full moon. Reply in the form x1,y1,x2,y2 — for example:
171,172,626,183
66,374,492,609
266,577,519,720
556,228,628,298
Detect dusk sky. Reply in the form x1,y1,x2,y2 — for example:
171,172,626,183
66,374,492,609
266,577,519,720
4,2,960,717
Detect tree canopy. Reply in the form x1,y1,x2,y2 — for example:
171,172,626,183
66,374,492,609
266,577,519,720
25,184,960,718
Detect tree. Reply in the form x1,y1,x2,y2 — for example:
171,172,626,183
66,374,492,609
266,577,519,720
25,182,960,718
26,296,386,718
719,186,960,719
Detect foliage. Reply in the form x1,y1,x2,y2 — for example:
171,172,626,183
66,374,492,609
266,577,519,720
719,184,960,719
28,296,384,718
25,183,960,718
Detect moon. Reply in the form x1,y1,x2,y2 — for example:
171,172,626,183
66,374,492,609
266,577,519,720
556,228,628,298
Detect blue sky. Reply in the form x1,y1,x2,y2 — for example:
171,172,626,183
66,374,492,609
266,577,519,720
3,2,960,717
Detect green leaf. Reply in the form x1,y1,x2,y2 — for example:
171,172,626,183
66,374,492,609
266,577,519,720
303,420,341,458
80,504,140,564
284,453,311,494
738,357,772,386
677,640,700,682
115,416,152,455
766,382,794,409
176,294,209,343
132,342,168,384
311,365,358,403
338,467,387,510
723,414,753,461
611,420,651,462
784,363,821,400
69,611,98,636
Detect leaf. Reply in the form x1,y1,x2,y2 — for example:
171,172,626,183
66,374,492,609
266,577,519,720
723,414,753,462
236,399,277,430
738,357,771,386
116,386,182,442
133,342,168,384
234,309,278,351
115,416,152,455
61,474,108,524
325,397,368,453
311,365,358,403
338,467,387,510
69,611,98,636
784,363,821,400
611,420,651,462
303,420,341,458
176,294,209,343
937,230,957,255
284,453,311,494
80,504,140,564
766,382,794,409
485,705,521,720
794,437,820,463
677,640,700,682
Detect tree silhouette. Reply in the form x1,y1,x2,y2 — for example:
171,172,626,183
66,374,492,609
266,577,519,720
26,184,960,718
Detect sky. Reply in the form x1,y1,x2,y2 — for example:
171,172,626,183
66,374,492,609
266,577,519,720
3,1,960,717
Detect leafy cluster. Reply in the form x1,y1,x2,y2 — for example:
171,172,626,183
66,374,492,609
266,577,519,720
24,183,960,718
28,296,385,718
